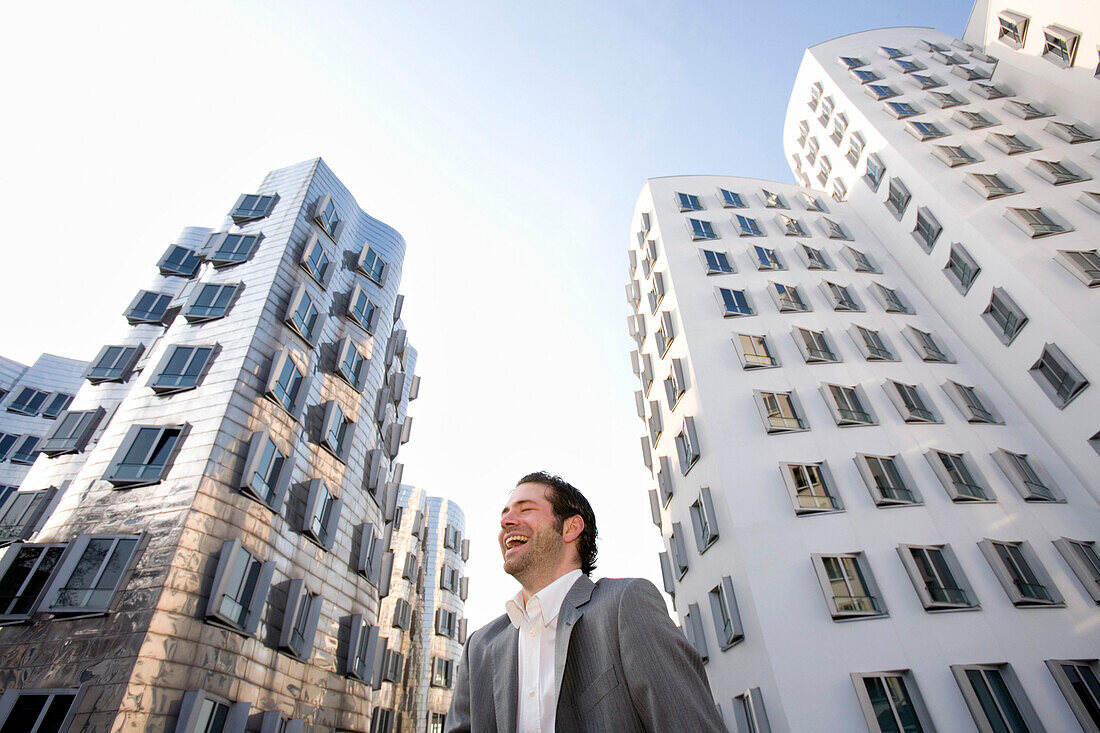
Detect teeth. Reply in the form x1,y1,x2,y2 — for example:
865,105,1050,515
505,535,528,549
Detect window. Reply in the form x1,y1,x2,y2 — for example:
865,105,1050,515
966,173,1018,199
38,393,71,421
688,218,717,240
833,181,846,204
207,232,263,268
781,462,841,514
265,349,308,418
817,97,833,126
647,400,663,448
279,579,321,660
866,84,898,100
769,282,810,313
852,69,882,83
992,449,1062,501
808,81,822,109
158,244,202,278
816,157,832,186
1046,659,1100,730
755,390,807,433
824,282,860,311
0,488,57,543
285,284,323,344
229,193,278,224
688,487,719,551
944,243,981,293
799,192,825,212
1042,24,1080,67
358,246,388,285
897,544,976,611
335,336,368,390
851,326,894,361
7,388,49,416
41,408,105,457
43,533,141,614
719,188,746,208
313,194,343,240
954,110,998,130
779,215,806,237
838,56,865,69
1005,207,1070,237
794,327,839,363
319,402,354,462
942,381,1001,424
0,433,15,461
872,283,912,314
701,249,733,274
759,190,786,210
184,283,240,323
929,90,965,108
105,425,185,488
734,215,763,237
0,688,82,732
864,154,885,191
674,417,700,474
300,234,333,287
1030,343,1088,407
843,246,877,273
856,454,918,505
886,101,919,119
852,672,934,733
734,333,777,369
989,133,1037,156
372,706,396,733
997,10,1029,48
903,326,952,362
952,664,1046,731
818,217,850,240
86,344,144,384
830,114,847,145
669,523,689,578
753,246,783,270
8,436,41,465
683,603,708,661
893,58,925,73
886,381,940,423
1003,100,1051,121
149,345,216,394
812,553,884,619
648,273,666,314
124,290,173,325
906,121,948,141
731,688,771,733
239,431,291,510
654,311,676,356
677,192,703,211
347,286,378,333
933,144,980,167
436,608,457,638
206,539,274,634
357,524,385,585
878,45,907,59
440,563,460,592
664,359,687,409
0,542,66,621
715,288,753,318
175,690,251,733
806,137,819,164
1058,249,1100,287
1046,120,1098,144
911,208,941,251
799,244,832,270
823,384,876,426
933,51,967,65
927,450,991,501
1053,540,1100,605
971,81,1012,99
708,576,744,649
432,657,454,688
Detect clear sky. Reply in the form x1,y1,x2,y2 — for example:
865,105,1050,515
0,0,973,628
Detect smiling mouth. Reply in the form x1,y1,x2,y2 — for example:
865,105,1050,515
504,535,529,551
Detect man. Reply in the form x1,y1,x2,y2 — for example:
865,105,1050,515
446,471,725,733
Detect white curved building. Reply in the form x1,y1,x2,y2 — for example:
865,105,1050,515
629,11,1100,730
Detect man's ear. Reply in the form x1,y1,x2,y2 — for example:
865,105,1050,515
563,516,584,544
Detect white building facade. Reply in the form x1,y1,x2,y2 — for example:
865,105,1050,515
629,11,1100,727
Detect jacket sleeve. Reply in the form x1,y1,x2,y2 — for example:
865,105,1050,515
444,635,473,733
618,578,726,732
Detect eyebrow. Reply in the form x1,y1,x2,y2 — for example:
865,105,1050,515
501,499,538,516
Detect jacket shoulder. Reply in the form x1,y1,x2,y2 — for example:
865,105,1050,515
466,612,512,649
591,576,663,605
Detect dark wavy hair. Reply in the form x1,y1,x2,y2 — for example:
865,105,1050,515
516,471,598,576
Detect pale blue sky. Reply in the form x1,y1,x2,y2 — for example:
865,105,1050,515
0,0,972,626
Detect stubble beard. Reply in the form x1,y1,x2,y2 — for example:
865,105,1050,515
503,523,565,584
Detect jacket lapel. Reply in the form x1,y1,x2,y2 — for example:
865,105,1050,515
492,623,520,733
554,575,595,695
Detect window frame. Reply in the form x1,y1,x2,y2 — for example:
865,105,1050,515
687,218,718,240
1056,249,1100,287
822,281,862,311
752,245,784,271
0,687,85,733
264,349,310,419
734,215,764,237
1042,24,1080,67
926,450,994,502
932,144,981,167
299,233,334,288
811,552,887,620
148,344,218,395
944,243,981,294
688,487,719,552
884,380,941,423
992,449,1064,502
279,578,322,661
104,424,187,488
41,533,143,616
238,430,292,511
175,689,251,733
941,380,1003,424
319,401,355,462
794,327,841,364
851,671,936,733
205,231,264,269
204,538,275,635
348,284,380,334
1004,206,1072,237
753,390,809,434
674,417,700,475
284,282,324,345
768,282,811,313
157,244,203,278
229,192,278,224
901,326,953,363
779,462,842,515
716,287,755,317
1045,659,1100,731
707,576,744,650
1053,539,1100,605
676,192,704,212
978,539,1064,606
912,208,942,251
854,453,921,506
996,10,1029,49
884,178,911,219
821,383,877,427
0,541,68,623
335,336,369,391
1029,342,1088,407
41,407,106,457
700,248,734,274
357,245,388,286
733,333,778,370
86,344,145,385
184,282,242,323
897,543,978,611
123,290,174,325
951,663,1046,731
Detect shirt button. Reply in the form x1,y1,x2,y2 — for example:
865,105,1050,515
527,690,535,697
529,628,537,637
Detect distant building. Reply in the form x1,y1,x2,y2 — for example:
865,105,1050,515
628,6,1100,732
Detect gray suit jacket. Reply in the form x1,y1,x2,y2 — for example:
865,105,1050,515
445,576,725,732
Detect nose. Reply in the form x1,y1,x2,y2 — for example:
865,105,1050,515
500,507,518,529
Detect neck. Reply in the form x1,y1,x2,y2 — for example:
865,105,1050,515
518,564,581,604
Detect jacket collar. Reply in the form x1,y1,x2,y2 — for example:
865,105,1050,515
554,574,594,694
491,621,519,733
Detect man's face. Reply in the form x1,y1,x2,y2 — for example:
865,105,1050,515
499,482,566,579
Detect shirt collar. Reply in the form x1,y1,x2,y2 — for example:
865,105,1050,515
505,569,584,629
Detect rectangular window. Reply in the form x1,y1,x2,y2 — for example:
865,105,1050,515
830,114,847,145
41,408,105,457
824,282,860,311
929,90,965,108
824,384,875,426
864,154,885,191
852,672,933,733
205,538,274,634
795,327,839,363
846,133,865,166
239,431,291,510
701,249,733,274
664,358,687,409
927,450,990,501
0,434,16,461
782,462,841,514
9,436,41,466
885,179,911,218
753,246,783,270
990,133,1038,156
971,81,1011,99
812,553,884,619
1042,24,1080,66
853,326,894,361
734,216,763,237
887,381,939,423
1005,206,1070,237
997,11,1029,48
175,691,251,733
647,400,662,448
1057,249,1100,287
0,688,82,732
806,137,819,164
952,664,1045,731
319,402,354,462
991,450,1060,502
732,688,771,733
718,288,754,317
904,327,951,363
35,392,66,421
1054,539,1100,606
719,189,745,208
149,345,216,394
313,194,343,240
967,173,1018,199
655,311,675,356
436,608,457,637
852,69,882,83
0,489,57,543
933,144,979,167
756,391,807,433
942,381,1001,424
856,454,918,505
944,243,980,293
1030,343,1088,407
800,244,831,270
872,283,911,314
336,336,368,390
899,544,975,610
689,487,719,551
208,232,263,268
285,283,323,344
954,110,998,129
1046,659,1100,730
866,84,898,100
779,215,807,237
839,56,865,69
734,333,776,369
708,576,744,649
886,102,919,118
677,192,703,211
265,349,308,418
674,417,700,475
229,193,278,224
770,283,810,313
6,388,50,417
185,283,240,322
86,344,144,384
105,425,185,488
358,246,388,286
912,209,941,251
1046,120,1097,144
688,218,717,240
431,657,454,688
300,234,333,287
157,244,202,278
44,534,141,614
907,121,948,141
0,542,66,622
842,247,876,273
279,579,321,660
348,285,379,333
819,217,850,240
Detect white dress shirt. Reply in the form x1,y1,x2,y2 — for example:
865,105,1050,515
505,569,584,733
